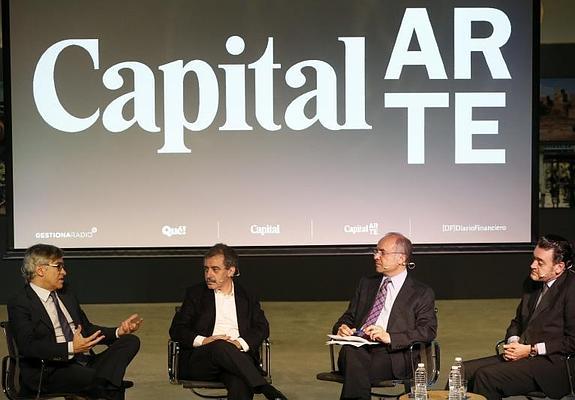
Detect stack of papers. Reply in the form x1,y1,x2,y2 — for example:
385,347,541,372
327,334,379,347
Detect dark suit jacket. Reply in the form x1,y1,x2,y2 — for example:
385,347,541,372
333,273,437,378
504,270,575,397
169,282,269,363
7,284,117,390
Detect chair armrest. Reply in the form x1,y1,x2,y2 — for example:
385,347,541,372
168,340,180,384
495,339,506,356
408,340,440,387
261,339,271,379
566,352,575,396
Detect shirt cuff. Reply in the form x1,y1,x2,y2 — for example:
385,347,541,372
507,336,520,343
115,328,120,338
237,337,250,352
193,335,206,347
67,341,74,359
535,342,546,355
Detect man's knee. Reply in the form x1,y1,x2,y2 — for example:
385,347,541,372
209,340,239,358
116,334,140,356
474,366,493,388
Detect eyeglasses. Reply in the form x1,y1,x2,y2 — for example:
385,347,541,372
44,262,65,271
372,248,404,257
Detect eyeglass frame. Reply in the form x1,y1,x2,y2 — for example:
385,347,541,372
43,262,66,272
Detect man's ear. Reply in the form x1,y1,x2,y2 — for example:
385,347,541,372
35,265,45,277
228,266,236,277
555,261,566,275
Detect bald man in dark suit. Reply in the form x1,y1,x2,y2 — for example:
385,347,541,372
333,232,437,400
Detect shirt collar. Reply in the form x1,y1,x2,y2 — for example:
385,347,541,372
215,281,235,297
383,268,408,289
30,282,51,303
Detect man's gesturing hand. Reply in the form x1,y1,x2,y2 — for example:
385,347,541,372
72,325,104,353
118,313,143,336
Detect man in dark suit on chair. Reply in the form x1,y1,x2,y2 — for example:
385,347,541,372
169,243,287,400
333,232,437,400
464,234,575,400
7,244,142,400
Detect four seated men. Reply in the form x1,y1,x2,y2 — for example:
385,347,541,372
6,234,574,399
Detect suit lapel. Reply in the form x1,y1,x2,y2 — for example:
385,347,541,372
360,276,383,325
387,276,413,330
203,287,217,331
57,290,80,323
234,285,248,336
529,273,566,322
25,285,55,332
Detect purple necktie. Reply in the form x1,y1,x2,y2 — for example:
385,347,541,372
362,278,391,328
50,292,74,342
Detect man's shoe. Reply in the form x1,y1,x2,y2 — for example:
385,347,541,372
121,381,134,389
258,384,288,400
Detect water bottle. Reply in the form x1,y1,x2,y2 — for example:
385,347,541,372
453,357,466,397
414,362,427,400
448,365,462,400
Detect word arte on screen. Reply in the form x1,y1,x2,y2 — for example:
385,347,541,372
33,8,519,164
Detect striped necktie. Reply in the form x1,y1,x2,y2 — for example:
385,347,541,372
363,278,391,328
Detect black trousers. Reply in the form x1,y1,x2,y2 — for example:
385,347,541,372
464,355,542,400
337,345,401,400
179,340,267,400
38,334,140,400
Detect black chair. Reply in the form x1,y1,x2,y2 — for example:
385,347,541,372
1,320,80,400
316,340,440,399
168,338,272,399
495,339,575,399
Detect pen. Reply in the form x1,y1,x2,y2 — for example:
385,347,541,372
353,327,365,336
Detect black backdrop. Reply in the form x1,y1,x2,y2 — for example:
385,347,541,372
0,209,573,304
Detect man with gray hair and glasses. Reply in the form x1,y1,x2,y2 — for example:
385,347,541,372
7,244,142,400
332,232,437,400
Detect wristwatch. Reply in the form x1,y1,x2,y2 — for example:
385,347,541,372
529,344,537,357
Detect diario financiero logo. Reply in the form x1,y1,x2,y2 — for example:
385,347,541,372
35,227,98,240
33,8,512,164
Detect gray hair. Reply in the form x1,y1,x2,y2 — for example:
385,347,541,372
21,244,63,282
382,232,413,262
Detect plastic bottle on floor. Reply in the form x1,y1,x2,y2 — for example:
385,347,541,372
448,365,462,400
414,362,427,400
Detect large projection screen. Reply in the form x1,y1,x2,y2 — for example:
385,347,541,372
4,0,536,251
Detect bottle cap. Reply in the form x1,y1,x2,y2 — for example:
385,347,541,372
455,357,462,362
418,363,424,367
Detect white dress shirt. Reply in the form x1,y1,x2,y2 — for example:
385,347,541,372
30,283,76,356
193,283,250,351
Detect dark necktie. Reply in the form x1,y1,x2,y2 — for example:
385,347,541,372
363,278,391,327
50,291,74,342
534,283,549,310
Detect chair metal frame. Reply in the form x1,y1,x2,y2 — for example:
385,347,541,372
1,320,80,400
316,340,440,399
168,338,272,399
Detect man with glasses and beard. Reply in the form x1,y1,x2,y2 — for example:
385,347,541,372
333,232,437,400
7,244,142,400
